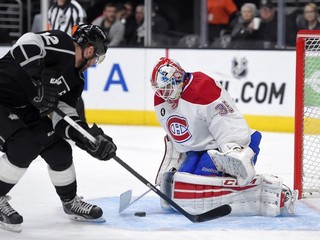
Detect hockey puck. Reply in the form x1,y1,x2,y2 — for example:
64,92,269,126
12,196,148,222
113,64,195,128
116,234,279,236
134,211,146,217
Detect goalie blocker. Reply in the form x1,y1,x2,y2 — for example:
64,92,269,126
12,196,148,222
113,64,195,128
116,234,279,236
161,172,298,216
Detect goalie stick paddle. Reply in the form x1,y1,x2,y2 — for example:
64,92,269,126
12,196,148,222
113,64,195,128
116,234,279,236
119,182,161,213
119,190,132,213
53,108,232,223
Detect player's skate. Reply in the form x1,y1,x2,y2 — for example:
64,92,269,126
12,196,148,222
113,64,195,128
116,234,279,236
280,185,298,215
62,196,105,223
0,195,23,233
208,146,256,186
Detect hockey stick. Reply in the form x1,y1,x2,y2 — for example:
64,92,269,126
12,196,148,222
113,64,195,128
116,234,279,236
54,108,232,223
119,182,161,213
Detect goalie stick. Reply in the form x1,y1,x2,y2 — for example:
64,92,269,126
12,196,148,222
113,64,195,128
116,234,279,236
54,108,232,223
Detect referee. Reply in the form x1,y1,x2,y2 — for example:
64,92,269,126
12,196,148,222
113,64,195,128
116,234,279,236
48,0,87,36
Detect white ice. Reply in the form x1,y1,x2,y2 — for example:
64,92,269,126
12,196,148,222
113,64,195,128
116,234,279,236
1,125,320,240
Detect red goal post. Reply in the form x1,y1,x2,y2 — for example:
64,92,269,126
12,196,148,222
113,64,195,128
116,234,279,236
295,30,320,199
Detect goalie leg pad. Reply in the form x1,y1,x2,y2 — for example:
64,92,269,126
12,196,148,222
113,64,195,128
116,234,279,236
155,135,185,184
159,171,175,211
166,173,285,216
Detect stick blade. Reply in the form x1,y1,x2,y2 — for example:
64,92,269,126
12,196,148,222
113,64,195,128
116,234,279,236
119,190,132,213
194,204,232,223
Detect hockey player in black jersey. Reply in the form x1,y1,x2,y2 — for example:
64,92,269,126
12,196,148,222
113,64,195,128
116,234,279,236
0,24,117,232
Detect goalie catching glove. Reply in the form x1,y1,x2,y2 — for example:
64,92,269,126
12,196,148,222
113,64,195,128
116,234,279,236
75,124,117,161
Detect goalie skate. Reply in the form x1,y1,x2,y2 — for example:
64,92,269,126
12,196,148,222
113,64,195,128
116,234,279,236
62,196,105,223
0,195,23,233
208,147,255,186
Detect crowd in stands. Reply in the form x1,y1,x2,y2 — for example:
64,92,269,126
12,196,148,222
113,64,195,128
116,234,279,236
209,0,320,49
1,0,320,49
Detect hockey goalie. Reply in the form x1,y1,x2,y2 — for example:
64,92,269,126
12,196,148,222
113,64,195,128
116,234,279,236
150,57,298,217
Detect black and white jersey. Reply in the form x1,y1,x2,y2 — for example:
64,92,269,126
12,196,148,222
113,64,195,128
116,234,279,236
0,30,85,138
0,30,83,111
48,0,87,36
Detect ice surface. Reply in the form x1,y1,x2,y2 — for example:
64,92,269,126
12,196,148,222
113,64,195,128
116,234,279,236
1,126,319,240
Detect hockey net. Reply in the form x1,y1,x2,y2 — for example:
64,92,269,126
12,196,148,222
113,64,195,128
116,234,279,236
295,30,320,199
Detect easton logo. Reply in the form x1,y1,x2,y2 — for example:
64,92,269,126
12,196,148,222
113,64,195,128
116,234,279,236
50,77,63,85
166,115,191,143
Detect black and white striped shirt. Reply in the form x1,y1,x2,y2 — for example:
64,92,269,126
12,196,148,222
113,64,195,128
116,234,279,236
48,0,87,36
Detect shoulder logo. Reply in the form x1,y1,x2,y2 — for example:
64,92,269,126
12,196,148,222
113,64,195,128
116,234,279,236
166,115,191,143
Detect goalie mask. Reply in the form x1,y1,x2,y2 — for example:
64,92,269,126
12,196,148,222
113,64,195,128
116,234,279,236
151,57,186,108
72,24,109,64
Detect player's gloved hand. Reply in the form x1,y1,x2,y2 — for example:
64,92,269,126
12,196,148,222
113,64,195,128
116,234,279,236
32,80,59,117
76,124,117,161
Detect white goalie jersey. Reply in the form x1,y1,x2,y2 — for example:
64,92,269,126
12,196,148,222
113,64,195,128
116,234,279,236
153,71,251,153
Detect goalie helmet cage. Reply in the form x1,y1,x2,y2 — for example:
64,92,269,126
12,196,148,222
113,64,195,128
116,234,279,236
295,30,320,199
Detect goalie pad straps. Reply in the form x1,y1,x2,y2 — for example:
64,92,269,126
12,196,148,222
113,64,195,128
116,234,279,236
162,173,284,216
155,135,185,184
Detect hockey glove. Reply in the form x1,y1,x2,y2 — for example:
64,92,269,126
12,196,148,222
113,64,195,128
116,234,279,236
76,124,117,161
32,80,59,117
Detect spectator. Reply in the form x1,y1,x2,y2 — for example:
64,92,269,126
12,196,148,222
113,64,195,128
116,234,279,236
117,1,134,24
207,0,238,42
92,3,125,47
116,3,126,21
151,3,169,46
48,0,87,122
228,3,259,48
297,3,320,31
255,0,276,48
127,4,145,46
127,4,169,47
48,0,86,36
256,0,296,49
117,1,136,45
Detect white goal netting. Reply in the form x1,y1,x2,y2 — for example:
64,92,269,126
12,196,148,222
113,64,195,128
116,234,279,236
300,37,320,197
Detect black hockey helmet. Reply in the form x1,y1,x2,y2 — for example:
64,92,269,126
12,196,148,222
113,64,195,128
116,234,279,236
72,24,109,63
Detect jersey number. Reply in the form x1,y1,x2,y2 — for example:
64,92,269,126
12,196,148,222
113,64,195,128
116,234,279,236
40,32,59,45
